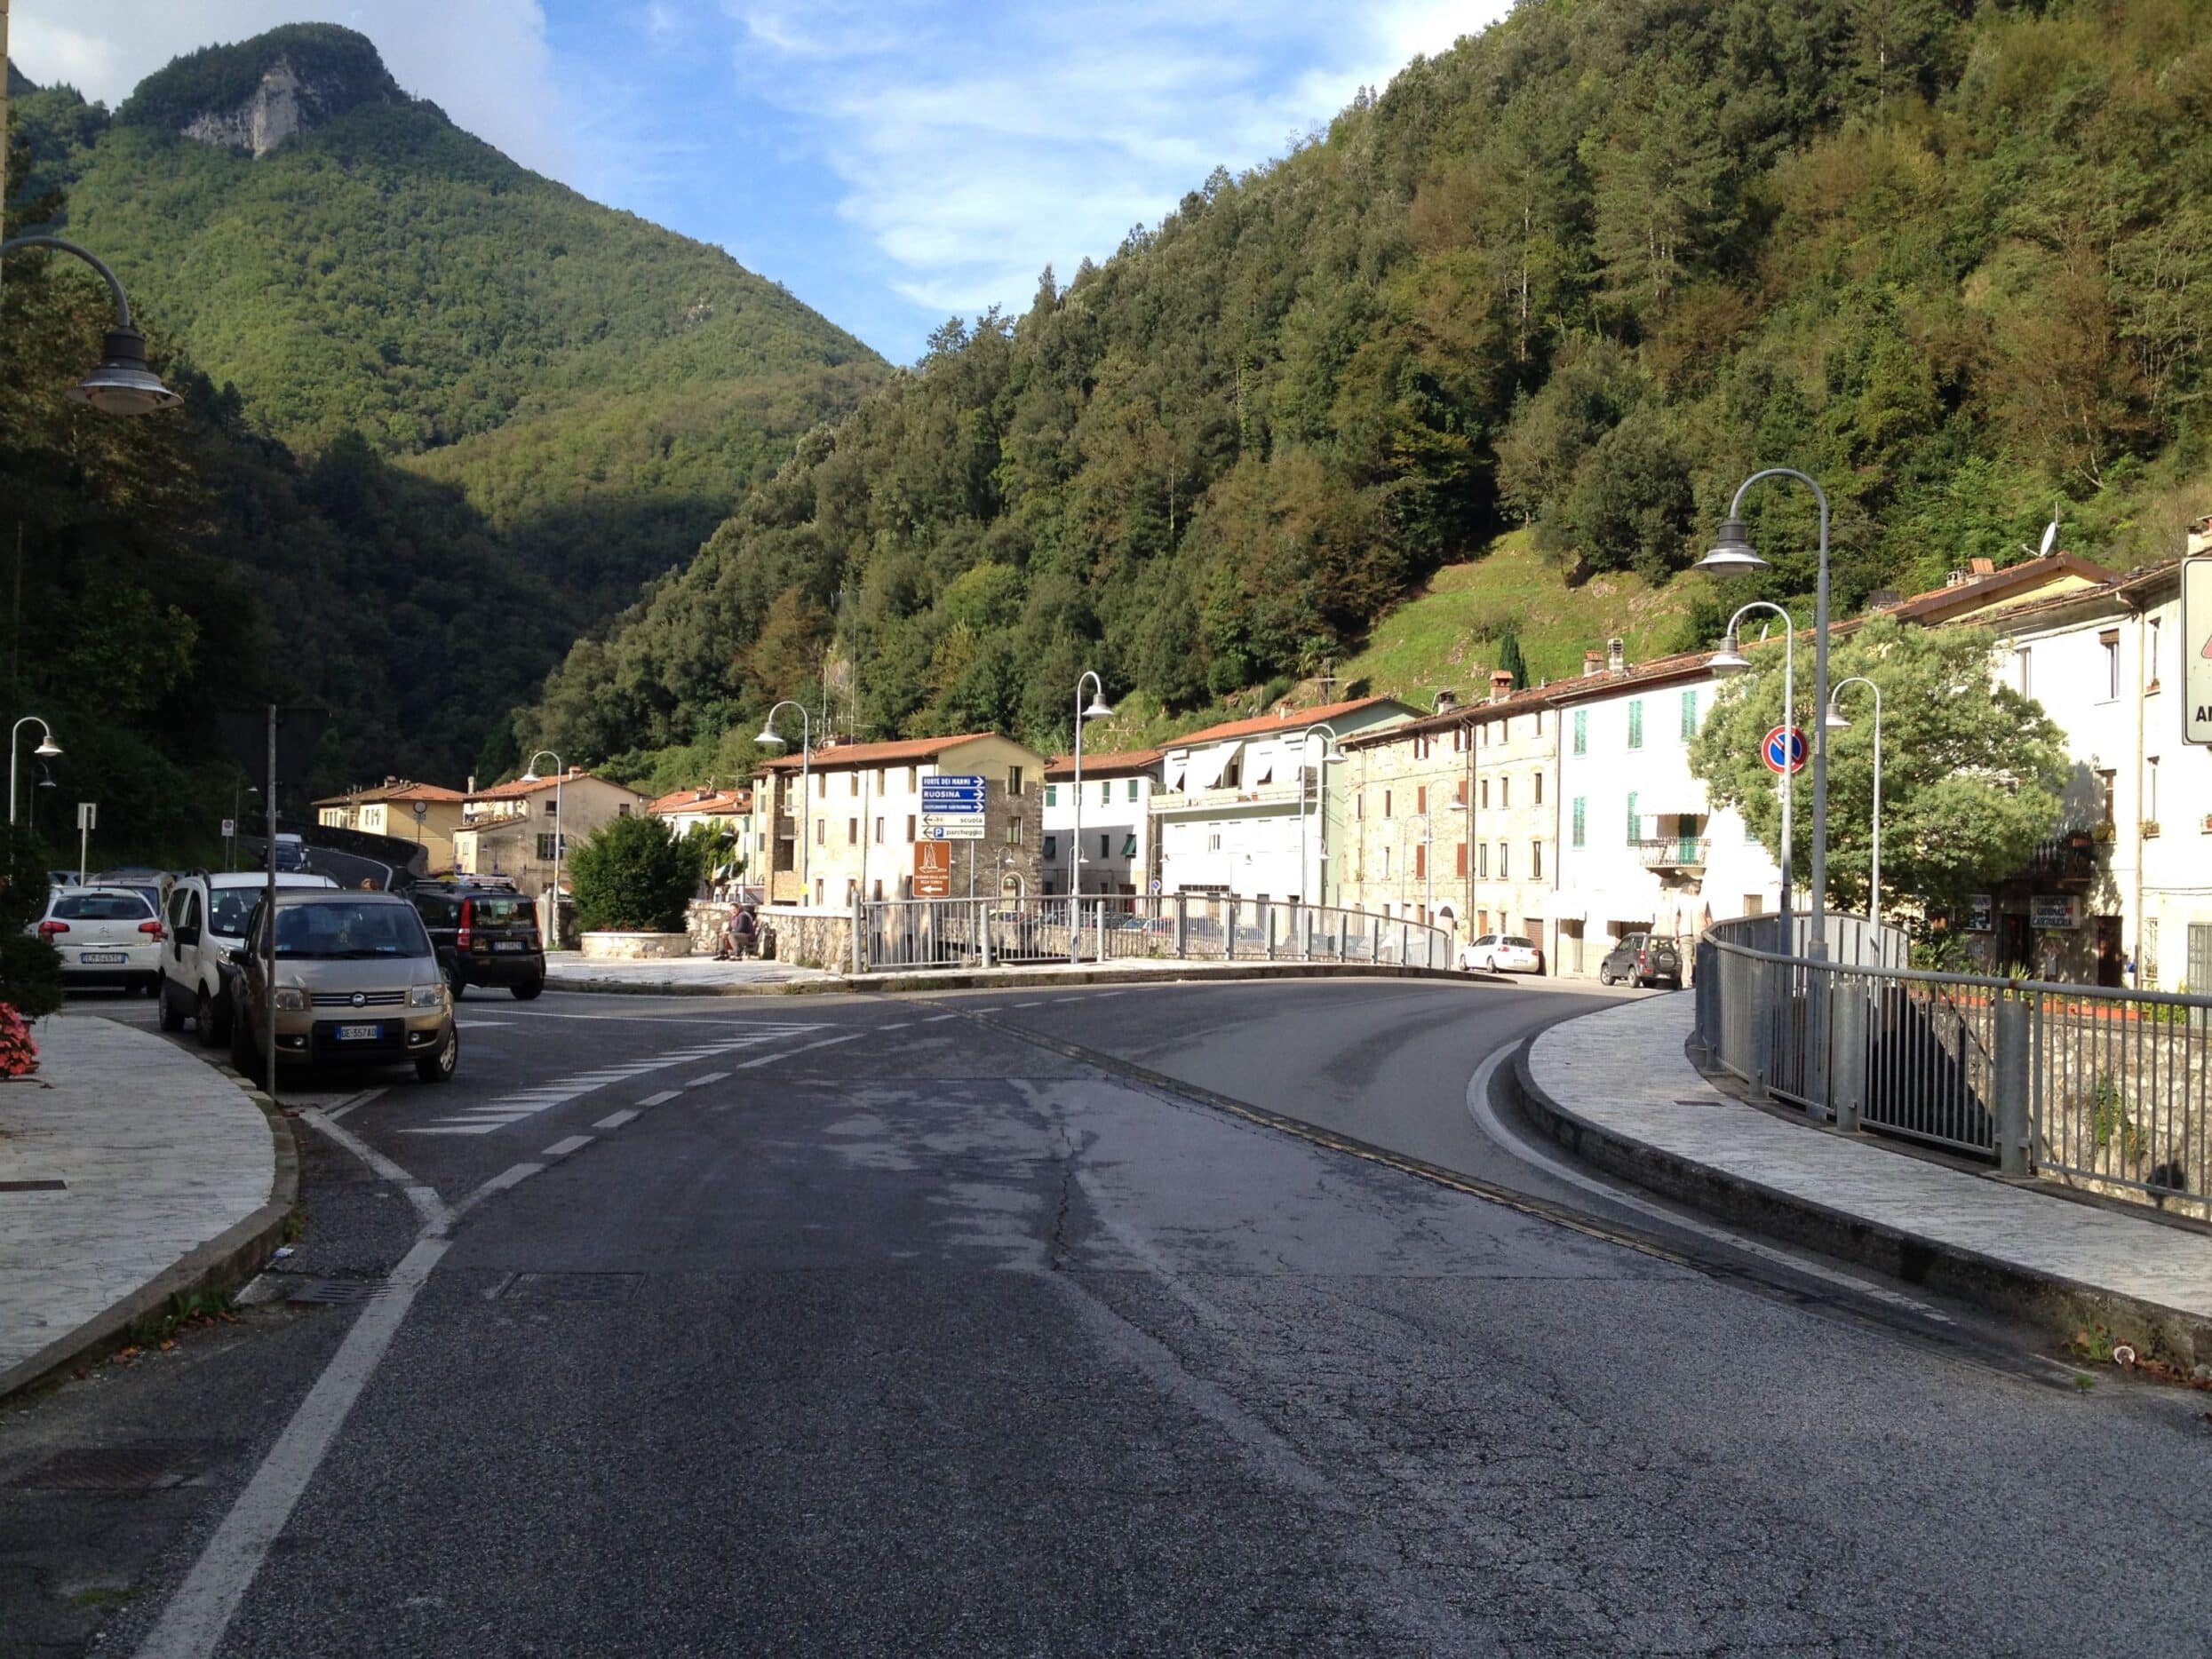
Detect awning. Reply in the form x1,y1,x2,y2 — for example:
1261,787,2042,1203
1162,755,1188,791
1188,741,1241,790
1247,749,1276,785
1548,889,1590,924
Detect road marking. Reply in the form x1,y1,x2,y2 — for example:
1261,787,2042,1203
1464,1045,1952,1324
733,1031,863,1068
923,1013,959,1023
686,1070,730,1086
457,1019,515,1028
541,1135,592,1157
637,1090,680,1107
593,1109,640,1130
877,1021,910,1030
322,1088,386,1125
295,1102,443,1227
1007,1000,1045,1008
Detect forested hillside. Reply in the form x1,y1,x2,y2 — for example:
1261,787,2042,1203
529,0,2211,786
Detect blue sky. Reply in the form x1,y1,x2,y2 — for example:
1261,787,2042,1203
16,0,1507,362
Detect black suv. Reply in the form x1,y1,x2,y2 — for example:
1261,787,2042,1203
409,878,545,999
1597,932,1683,989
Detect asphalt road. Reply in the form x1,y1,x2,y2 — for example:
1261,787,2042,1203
4,977,2210,1655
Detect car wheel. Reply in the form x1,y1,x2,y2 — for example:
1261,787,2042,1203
414,1025,458,1084
158,984,185,1031
1597,966,1615,986
1484,955,1497,972
194,987,223,1048
511,977,544,1002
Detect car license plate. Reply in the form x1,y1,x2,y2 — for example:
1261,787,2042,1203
493,941,527,952
335,1023,381,1041
80,951,127,964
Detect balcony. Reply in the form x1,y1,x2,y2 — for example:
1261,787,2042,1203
1638,837,1711,873
2016,829,2100,890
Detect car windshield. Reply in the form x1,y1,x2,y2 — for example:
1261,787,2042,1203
210,888,260,936
52,893,152,921
1503,936,1536,949
465,897,535,927
271,902,429,958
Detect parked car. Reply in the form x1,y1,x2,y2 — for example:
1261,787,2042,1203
1462,933,1543,974
89,867,170,917
34,885,165,993
158,869,339,1045
1597,933,1683,988
227,890,457,1083
408,877,545,999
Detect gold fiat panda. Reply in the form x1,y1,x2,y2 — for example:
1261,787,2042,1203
228,889,457,1083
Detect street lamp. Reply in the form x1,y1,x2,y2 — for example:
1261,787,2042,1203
8,716,60,826
1709,603,1796,941
1,236,182,414
1069,671,1112,962
1699,467,1834,953
755,701,812,899
1826,677,1882,923
1296,723,1345,907
519,750,565,941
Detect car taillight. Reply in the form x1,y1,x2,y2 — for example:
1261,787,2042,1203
458,898,473,953
139,920,164,938
37,920,66,936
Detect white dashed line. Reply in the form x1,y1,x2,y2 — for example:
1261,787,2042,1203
734,1031,863,1069
923,1013,959,1023
593,1109,640,1131
686,1070,730,1087
541,1135,593,1158
637,1090,680,1107
878,1022,910,1030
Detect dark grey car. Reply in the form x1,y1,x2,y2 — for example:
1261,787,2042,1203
1597,932,1682,988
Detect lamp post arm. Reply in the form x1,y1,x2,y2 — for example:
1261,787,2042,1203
0,235,133,328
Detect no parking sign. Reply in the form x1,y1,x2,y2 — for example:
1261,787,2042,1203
1761,725,1807,775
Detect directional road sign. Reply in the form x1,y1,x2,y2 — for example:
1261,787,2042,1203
1761,724,1808,776
2186,552,2212,745
919,822,985,841
921,774,987,812
913,840,952,897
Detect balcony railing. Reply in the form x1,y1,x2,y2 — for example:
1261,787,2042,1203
1638,837,1711,872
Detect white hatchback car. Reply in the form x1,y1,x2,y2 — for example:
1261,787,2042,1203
35,885,166,993
1461,932,1544,974
159,869,338,1045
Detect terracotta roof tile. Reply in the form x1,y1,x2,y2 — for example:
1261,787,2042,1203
1165,696,1416,748
1042,748,1162,781
752,732,1010,772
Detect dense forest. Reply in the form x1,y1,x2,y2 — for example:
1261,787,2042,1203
0,26,882,848
527,0,2211,790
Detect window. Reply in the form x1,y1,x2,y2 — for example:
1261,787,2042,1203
1209,830,1222,853
1500,777,1510,810
2017,647,2032,695
1627,790,1640,843
536,833,559,861
1415,843,1427,879
1533,773,1543,806
617,803,632,818
1122,834,1138,858
849,773,861,797
907,766,919,791
1627,700,1643,750
1571,798,1586,848
1531,840,1543,879
1044,835,1058,861
1456,842,1468,877
816,820,825,845
1384,790,1394,819
873,816,885,844
1007,818,1023,845
1100,780,1111,805
1479,779,1489,809
2147,757,2160,822
2101,630,2120,700
2144,917,2160,986
1417,785,1428,815
1007,766,1025,796
2191,923,2212,998
905,814,916,842
2147,617,2163,692
816,773,827,798
1477,842,1488,877
847,817,859,845
1381,845,1391,877
876,769,887,794
1680,687,1699,739
2096,768,2116,825
1099,833,1110,858
1046,784,1058,807
1573,709,1587,756
1498,841,1509,879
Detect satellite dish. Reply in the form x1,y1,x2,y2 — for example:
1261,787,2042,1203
2038,518,2060,558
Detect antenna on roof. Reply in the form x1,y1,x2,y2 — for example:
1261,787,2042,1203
2021,515,2060,560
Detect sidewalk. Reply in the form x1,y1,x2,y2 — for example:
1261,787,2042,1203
0,1014,294,1401
544,952,1472,996
1519,992,2212,1367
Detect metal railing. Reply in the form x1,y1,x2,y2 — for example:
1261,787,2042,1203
1695,916,2212,1215
856,894,1454,975
1637,837,1711,871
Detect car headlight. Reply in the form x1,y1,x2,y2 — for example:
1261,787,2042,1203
273,988,307,1011
409,984,445,1007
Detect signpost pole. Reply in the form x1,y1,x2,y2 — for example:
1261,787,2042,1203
264,704,278,1111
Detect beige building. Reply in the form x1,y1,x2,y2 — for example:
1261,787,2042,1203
314,780,470,871
1340,673,1560,944
453,769,648,899
750,733,1047,907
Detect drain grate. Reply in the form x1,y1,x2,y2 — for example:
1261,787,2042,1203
10,1441,235,1492
501,1272,644,1303
0,1179,67,1192
285,1278,395,1306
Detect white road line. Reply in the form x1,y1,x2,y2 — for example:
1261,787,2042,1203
923,1013,959,1023
637,1090,680,1107
877,1022,911,1030
541,1135,593,1157
456,1019,515,1028
295,1103,442,1228
1007,1001,1045,1009
733,1031,863,1069
322,1088,386,1125
593,1109,640,1130
1465,1046,1951,1324
686,1070,730,1086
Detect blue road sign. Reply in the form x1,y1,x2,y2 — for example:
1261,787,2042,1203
1761,725,1807,775
921,774,987,810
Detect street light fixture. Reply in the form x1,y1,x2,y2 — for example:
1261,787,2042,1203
521,750,566,943
1826,676,1883,923
1709,603,1797,943
8,716,60,826
1070,671,1112,962
756,701,812,899
1,236,182,415
1699,467,1835,954
1296,723,1346,908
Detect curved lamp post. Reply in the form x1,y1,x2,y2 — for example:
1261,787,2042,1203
1708,602,1796,942
1,236,181,414
9,716,60,826
1069,671,1112,962
1826,677,1882,924
755,701,812,900
519,750,565,940
1699,468,1833,954
1295,722,1345,908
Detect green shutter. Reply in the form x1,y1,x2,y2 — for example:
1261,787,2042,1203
1045,784,1057,807
1627,701,1643,750
1572,709,1587,755
1627,791,1639,843
1571,798,1585,848
1680,687,1698,739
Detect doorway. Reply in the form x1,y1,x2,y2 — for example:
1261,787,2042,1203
2095,915,2123,988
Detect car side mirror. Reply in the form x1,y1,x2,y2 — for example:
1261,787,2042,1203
175,925,200,947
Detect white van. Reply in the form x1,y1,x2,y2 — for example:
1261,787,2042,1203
158,869,338,1044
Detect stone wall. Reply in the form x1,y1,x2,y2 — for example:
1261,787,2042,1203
757,906,854,972
579,931,691,961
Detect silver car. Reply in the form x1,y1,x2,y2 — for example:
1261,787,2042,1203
228,891,457,1083
35,885,166,993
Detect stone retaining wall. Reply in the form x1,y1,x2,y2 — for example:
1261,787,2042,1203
579,931,692,961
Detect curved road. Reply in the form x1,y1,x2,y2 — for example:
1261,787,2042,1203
5,978,2208,1655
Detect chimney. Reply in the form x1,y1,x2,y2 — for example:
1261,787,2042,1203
1277,703,1293,720
1488,671,1514,704
1969,556,1995,575
1433,688,1460,714
1606,637,1626,674
1583,649,1604,678
466,774,477,795
1945,568,1969,588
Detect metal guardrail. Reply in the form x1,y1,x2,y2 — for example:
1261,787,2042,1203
856,894,1454,975
1695,916,2212,1215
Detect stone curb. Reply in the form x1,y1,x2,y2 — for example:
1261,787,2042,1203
546,961,1485,997
0,1060,300,1405
1509,1028,2212,1369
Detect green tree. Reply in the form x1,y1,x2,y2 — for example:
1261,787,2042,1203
1495,625,1529,690
1689,619,2067,917
0,826,64,1018
568,814,698,933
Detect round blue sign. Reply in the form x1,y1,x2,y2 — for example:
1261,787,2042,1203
1761,724,1808,775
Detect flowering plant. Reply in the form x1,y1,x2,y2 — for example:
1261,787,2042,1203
0,1003,38,1077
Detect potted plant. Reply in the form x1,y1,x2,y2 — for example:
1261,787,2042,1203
2141,820,2161,838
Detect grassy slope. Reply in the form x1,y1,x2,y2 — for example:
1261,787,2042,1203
1338,533,1701,703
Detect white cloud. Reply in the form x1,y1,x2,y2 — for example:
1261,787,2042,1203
718,0,1507,335
10,0,573,181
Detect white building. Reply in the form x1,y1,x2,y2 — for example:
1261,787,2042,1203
1042,749,1161,897
1156,697,1419,904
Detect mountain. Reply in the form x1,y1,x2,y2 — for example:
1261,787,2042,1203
3,25,884,825
524,0,2212,790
